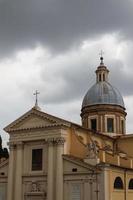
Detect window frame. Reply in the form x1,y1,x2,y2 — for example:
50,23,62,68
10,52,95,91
107,118,114,133
88,115,98,131
105,115,116,133
128,179,133,190
121,119,125,134
31,148,43,171
30,145,44,172
114,176,124,190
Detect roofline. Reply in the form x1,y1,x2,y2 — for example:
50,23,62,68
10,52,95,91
63,154,101,172
81,103,126,111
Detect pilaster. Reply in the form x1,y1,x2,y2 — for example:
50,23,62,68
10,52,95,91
14,142,23,200
47,138,54,200
7,143,16,200
55,137,65,200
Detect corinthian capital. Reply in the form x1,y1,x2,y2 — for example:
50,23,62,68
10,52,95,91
54,137,66,145
47,138,54,146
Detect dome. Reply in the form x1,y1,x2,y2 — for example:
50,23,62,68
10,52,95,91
82,81,125,109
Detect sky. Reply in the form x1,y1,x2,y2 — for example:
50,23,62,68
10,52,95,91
1,0,133,146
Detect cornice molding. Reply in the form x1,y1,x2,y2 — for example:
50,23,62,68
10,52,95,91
4,108,71,133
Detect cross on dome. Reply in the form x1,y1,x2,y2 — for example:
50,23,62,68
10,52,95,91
99,50,104,65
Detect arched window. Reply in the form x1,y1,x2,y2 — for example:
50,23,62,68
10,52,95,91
129,179,133,189
91,118,97,131
99,74,101,82
114,177,124,189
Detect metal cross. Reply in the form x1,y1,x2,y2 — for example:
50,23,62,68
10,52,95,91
99,50,104,57
33,90,40,107
99,50,104,64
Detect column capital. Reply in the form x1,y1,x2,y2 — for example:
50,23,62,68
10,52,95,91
47,137,66,146
47,138,54,146
54,137,66,145
8,142,16,150
16,142,23,149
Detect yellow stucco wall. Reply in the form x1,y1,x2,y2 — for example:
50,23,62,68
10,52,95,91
106,168,133,200
69,130,87,158
118,138,133,157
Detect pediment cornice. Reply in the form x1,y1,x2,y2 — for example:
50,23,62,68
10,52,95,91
4,107,71,133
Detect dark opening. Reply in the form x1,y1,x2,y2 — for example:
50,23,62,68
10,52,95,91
103,74,105,81
114,177,123,189
99,74,101,81
32,149,43,171
121,120,124,134
129,179,133,189
72,168,77,172
91,119,97,131
107,118,114,132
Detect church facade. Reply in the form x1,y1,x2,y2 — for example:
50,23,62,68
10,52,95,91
0,57,133,200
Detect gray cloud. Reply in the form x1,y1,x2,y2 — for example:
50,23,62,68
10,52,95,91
19,44,133,108
109,59,133,97
0,0,133,57
1,0,133,144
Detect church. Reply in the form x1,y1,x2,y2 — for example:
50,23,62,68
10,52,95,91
0,56,133,200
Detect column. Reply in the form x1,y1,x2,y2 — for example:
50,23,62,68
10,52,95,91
47,138,54,200
14,142,23,200
55,137,65,200
7,143,16,200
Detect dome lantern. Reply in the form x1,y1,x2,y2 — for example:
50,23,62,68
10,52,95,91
95,56,109,83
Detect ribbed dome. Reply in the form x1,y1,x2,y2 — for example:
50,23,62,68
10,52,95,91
82,81,125,109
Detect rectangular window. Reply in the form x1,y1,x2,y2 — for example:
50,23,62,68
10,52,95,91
32,149,43,171
91,119,97,131
107,118,114,132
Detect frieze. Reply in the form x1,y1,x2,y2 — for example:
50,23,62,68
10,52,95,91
10,129,62,141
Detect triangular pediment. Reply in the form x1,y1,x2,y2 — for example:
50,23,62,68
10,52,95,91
63,155,98,172
4,107,71,132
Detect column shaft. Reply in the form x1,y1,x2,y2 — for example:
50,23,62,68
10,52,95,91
47,140,54,200
7,144,15,200
14,143,23,200
55,138,65,200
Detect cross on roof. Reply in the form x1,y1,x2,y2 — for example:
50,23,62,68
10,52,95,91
99,50,104,65
33,90,40,107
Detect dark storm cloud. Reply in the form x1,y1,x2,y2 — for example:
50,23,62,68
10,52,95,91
109,59,133,97
0,0,133,57
37,56,133,105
